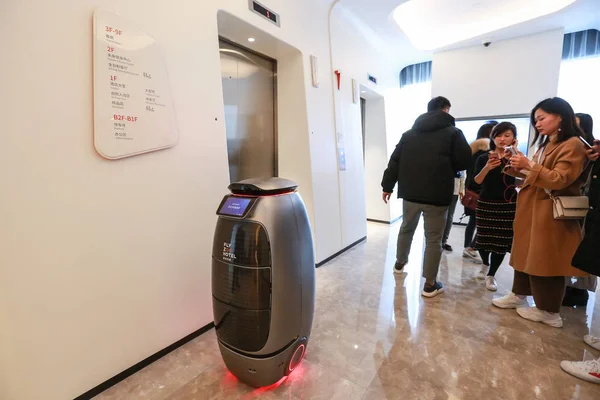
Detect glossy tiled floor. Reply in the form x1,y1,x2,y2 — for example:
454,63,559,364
96,221,600,399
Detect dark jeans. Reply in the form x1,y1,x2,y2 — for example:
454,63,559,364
442,195,459,245
464,214,476,248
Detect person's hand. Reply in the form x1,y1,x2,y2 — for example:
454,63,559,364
485,154,502,171
459,193,465,201
588,140,600,162
382,192,392,204
586,148,599,162
510,151,530,170
503,141,518,159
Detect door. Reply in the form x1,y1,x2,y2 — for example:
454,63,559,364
360,97,366,166
219,40,277,183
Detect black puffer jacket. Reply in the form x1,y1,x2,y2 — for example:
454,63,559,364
381,111,471,206
572,161,600,275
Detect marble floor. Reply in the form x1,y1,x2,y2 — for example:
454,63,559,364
95,221,600,400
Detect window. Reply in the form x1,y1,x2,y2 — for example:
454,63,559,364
558,29,600,136
397,61,432,134
558,56,600,132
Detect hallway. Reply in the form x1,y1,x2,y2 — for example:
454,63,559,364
96,222,600,399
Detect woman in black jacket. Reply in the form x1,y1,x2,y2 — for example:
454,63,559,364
463,121,497,262
573,150,600,272
576,113,595,144
560,120,600,384
563,114,598,306
473,122,518,291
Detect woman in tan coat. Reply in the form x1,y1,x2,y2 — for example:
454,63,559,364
492,98,588,328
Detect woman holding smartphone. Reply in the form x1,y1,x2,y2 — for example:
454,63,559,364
472,122,518,291
493,98,588,328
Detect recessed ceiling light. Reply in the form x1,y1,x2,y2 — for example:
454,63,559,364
361,91,366,93
248,37,256,43
393,0,576,51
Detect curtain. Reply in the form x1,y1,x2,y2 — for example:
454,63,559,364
399,61,432,88
562,29,600,60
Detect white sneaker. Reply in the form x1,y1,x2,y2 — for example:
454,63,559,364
560,358,600,384
492,292,528,309
477,265,488,280
516,306,563,328
463,248,482,264
485,276,498,291
584,335,600,351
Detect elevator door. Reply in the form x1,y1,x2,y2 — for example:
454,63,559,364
219,40,276,183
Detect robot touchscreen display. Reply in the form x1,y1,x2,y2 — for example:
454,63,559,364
219,197,252,217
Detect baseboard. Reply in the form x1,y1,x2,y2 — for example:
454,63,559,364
74,322,215,400
367,216,402,225
316,236,367,268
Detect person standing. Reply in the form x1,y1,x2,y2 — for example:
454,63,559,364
563,112,597,306
463,122,497,262
576,113,595,143
441,171,465,252
492,98,588,328
560,136,600,383
381,96,471,298
472,122,519,291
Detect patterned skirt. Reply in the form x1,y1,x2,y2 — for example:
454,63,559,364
475,199,516,254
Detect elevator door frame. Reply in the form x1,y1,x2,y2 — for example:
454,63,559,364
219,37,279,179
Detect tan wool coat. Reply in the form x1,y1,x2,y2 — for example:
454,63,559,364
509,137,588,277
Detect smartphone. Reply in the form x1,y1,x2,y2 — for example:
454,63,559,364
505,146,518,156
578,136,593,149
489,152,499,159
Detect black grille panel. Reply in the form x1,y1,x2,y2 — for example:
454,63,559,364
212,260,271,310
213,297,270,352
212,219,271,266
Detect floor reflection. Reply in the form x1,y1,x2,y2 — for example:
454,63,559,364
95,222,600,400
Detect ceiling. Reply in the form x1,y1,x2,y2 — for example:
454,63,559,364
337,0,600,68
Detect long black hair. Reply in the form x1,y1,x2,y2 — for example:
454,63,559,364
575,113,594,143
530,97,582,147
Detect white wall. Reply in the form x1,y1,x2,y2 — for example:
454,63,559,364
0,1,358,399
330,4,403,226
364,94,390,222
432,29,564,118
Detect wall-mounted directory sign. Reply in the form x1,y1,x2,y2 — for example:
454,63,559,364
92,9,179,160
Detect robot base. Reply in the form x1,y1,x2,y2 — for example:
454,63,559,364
218,337,308,388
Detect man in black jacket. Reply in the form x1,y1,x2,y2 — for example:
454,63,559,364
381,96,471,298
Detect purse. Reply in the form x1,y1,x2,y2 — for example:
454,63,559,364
537,144,590,220
461,189,479,211
545,189,589,219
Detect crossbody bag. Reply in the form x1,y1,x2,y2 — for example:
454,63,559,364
536,145,589,220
